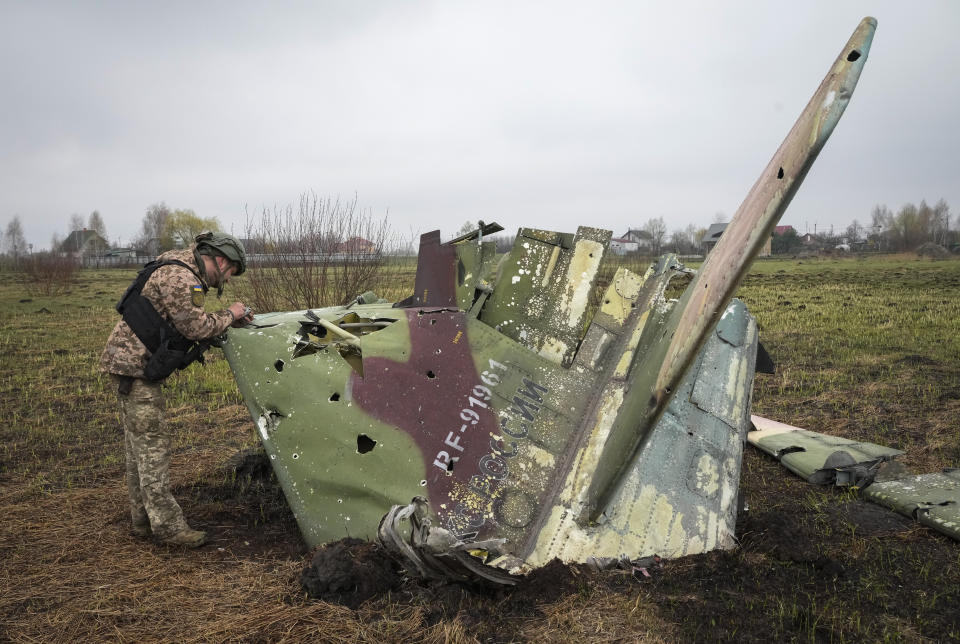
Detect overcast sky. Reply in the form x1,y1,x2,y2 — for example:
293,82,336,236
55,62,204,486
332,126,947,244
2,1,958,250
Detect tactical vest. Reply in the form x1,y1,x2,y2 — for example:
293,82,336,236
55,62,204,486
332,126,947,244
116,259,210,381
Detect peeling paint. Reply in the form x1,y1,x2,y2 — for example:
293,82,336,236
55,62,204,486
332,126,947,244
221,16,877,582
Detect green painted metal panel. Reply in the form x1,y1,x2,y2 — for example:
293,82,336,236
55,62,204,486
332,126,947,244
865,470,960,541
748,417,903,485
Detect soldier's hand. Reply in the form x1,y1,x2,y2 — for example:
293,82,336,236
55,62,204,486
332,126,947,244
228,302,254,327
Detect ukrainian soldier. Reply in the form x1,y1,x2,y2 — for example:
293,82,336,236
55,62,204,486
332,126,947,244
100,232,254,547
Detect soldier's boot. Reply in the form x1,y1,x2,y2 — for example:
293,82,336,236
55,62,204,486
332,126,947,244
131,520,152,538
161,528,207,548
130,509,152,538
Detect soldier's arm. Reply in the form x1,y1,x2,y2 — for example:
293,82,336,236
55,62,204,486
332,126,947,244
148,267,235,342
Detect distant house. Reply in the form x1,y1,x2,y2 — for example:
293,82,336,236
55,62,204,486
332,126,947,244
622,229,653,249
60,229,108,257
774,225,796,236
702,223,727,255
609,229,654,254
335,237,376,254
703,223,772,257
800,233,818,245
610,237,639,255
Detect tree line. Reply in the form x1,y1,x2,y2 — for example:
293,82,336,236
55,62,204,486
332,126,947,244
865,199,954,251
2,197,957,271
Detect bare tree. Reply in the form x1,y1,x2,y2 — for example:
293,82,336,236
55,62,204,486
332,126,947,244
642,216,667,255
869,204,893,249
686,223,707,252
845,219,861,243
455,221,475,237
134,203,171,254
493,234,516,254
88,210,107,240
4,216,28,267
668,229,687,253
68,213,85,232
238,193,399,311
931,199,951,246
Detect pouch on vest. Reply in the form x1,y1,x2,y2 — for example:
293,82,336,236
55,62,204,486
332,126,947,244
144,338,189,382
117,259,210,381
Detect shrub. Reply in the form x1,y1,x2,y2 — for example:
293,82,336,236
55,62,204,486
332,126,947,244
21,253,80,294
237,193,401,312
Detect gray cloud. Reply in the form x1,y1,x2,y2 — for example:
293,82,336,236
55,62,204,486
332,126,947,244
1,1,957,248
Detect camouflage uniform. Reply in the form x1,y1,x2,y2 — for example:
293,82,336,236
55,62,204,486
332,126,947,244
101,248,235,539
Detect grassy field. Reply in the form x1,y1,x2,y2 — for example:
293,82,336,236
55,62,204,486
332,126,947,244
1,254,959,642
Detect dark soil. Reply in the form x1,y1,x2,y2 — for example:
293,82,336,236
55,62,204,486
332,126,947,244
300,538,405,608
169,448,309,560
159,445,959,641
285,447,960,642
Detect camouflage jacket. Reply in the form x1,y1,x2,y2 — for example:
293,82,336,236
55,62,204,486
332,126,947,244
99,248,235,378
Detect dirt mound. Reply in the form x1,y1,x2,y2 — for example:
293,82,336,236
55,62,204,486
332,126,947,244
299,538,660,613
897,353,938,366
300,538,405,608
222,447,274,480
915,242,950,258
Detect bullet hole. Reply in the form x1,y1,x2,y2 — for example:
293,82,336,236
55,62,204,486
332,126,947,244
292,453,299,460
447,458,457,472
847,50,861,62
274,359,284,372
777,167,784,179
420,480,427,487
329,393,340,402
426,370,436,379
604,299,610,304
357,434,377,454
430,318,437,325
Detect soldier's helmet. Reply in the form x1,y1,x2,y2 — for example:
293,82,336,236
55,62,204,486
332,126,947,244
195,231,247,275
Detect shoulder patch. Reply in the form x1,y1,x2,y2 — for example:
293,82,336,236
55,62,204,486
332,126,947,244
191,285,205,307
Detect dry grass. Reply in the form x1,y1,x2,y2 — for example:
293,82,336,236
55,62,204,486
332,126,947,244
2,256,960,642
0,473,484,643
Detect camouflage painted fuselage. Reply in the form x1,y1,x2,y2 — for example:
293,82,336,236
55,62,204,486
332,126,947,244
224,17,876,573
224,230,758,565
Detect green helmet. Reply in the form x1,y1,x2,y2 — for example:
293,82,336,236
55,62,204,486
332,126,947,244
195,231,247,275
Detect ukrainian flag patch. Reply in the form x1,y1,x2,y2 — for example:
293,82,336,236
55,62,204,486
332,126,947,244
191,284,204,307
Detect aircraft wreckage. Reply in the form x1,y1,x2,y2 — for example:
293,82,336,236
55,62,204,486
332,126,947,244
220,18,930,583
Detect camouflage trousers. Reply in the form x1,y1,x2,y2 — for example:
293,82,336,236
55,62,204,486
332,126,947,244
113,376,190,538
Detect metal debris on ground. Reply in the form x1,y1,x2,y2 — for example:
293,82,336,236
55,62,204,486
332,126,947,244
749,416,960,542
747,415,903,487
